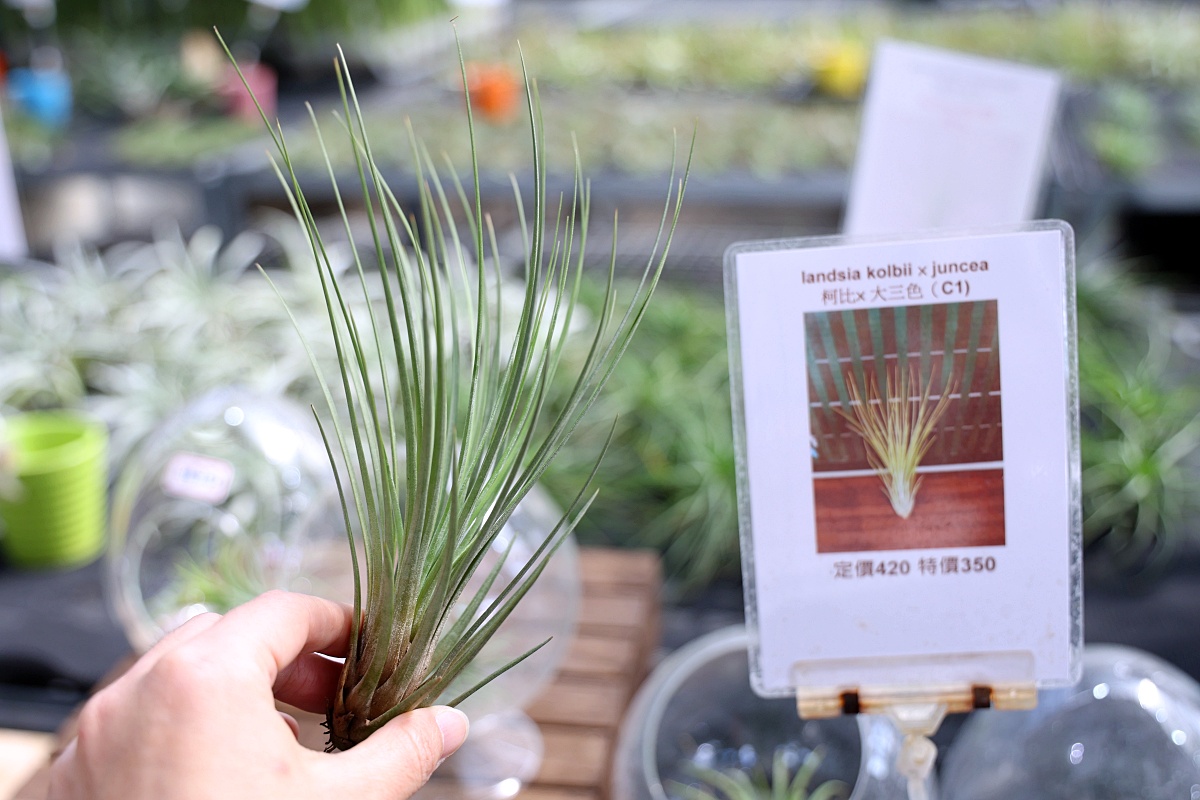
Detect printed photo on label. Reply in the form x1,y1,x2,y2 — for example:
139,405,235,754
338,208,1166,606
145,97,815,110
806,300,1005,552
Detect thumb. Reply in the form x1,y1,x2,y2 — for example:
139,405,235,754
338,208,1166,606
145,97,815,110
327,706,470,800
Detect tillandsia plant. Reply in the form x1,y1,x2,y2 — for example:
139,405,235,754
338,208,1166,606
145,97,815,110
220,32,691,751
836,365,954,519
1076,259,1200,573
669,747,850,800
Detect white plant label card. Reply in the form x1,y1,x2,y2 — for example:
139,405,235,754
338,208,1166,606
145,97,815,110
843,40,1061,237
726,222,1081,700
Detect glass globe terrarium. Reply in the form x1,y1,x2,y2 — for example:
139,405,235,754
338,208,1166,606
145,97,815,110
613,625,932,800
107,387,350,647
940,644,1200,799
107,387,580,795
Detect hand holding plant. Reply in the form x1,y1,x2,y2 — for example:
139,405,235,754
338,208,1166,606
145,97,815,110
49,591,468,800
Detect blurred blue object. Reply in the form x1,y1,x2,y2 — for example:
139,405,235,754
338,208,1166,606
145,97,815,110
941,644,1200,799
8,66,72,129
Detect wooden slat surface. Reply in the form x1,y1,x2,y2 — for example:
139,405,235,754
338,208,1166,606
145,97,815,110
526,678,630,729
6,547,661,800
559,637,640,679
525,548,661,799
535,726,613,787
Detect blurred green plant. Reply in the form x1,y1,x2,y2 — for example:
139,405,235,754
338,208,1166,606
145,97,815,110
0,0,446,41
539,279,739,590
11,3,1200,180
4,2,1196,91
68,32,214,119
1085,84,1166,178
1077,259,1200,573
0,222,353,467
669,746,851,800
509,4,1200,93
151,512,274,618
111,116,261,167
4,231,1197,590
284,91,858,180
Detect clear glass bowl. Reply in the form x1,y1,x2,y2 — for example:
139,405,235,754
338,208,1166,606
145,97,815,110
612,624,931,800
941,643,1200,799
105,385,579,719
106,387,349,650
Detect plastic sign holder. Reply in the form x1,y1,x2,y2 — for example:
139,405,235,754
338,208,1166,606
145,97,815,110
725,222,1082,799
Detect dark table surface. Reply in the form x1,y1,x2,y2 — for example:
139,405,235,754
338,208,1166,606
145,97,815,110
0,555,130,732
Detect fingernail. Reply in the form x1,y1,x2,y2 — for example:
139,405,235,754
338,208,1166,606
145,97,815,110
434,706,469,760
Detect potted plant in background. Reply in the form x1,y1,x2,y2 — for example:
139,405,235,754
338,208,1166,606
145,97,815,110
0,409,108,569
1075,252,1200,576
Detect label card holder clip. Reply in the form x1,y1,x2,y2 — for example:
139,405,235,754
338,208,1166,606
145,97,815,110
791,653,1039,799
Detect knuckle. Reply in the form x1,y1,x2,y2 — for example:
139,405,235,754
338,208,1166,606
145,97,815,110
185,610,223,629
152,611,221,652
148,647,194,685
145,644,223,697
257,588,293,607
73,690,113,744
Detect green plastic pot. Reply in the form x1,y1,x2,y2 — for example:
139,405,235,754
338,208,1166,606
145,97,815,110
0,412,108,569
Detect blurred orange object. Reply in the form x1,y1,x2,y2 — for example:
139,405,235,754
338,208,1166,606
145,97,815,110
466,62,520,125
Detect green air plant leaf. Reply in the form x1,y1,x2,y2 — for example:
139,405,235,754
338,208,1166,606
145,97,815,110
668,747,851,800
836,365,954,519
217,31,692,751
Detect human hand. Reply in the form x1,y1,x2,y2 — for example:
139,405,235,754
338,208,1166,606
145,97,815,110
48,590,469,800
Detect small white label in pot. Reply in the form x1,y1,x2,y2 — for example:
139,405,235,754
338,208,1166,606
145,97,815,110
162,452,235,505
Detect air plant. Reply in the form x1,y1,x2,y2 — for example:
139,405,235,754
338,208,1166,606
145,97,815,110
836,365,954,519
155,534,271,625
1077,259,1200,573
669,746,851,800
221,31,691,751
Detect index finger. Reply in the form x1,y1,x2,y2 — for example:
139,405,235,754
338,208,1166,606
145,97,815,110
192,590,354,685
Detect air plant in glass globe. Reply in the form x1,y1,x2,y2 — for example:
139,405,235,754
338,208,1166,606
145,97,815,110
220,32,691,751
670,747,851,800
